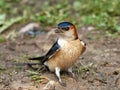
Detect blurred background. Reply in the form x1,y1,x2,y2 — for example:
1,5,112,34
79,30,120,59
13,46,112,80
0,0,120,38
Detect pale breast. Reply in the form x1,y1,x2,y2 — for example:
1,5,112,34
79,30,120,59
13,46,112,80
46,39,85,71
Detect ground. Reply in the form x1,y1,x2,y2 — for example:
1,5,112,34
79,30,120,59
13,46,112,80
0,25,120,90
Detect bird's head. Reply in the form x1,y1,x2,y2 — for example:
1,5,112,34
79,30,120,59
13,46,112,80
55,22,78,40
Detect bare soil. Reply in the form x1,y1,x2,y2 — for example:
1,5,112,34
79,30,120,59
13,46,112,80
0,1,120,90
0,28,120,90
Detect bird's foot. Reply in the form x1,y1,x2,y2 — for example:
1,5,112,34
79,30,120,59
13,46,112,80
69,72,78,82
59,81,66,87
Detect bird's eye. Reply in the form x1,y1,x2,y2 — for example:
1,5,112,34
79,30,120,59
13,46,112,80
61,27,69,31
64,27,69,31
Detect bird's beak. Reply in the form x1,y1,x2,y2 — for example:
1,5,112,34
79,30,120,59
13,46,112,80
54,28,63,33
55,28,60,33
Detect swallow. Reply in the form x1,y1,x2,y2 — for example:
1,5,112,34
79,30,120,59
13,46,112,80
29,22,86,85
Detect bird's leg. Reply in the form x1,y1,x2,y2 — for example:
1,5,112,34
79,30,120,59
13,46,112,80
55,67,62,83
68,67,75,77
55,67,66,86
68,67,78,81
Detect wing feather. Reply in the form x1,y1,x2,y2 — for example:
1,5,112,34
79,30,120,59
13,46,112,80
29,40,60,64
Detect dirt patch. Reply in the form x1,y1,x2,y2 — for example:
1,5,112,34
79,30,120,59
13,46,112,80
0,28,120,90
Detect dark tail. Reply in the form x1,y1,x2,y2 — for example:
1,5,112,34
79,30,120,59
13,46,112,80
29,55,47,65
29,56,45,60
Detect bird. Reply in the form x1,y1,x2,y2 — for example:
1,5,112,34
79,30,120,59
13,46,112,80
28,22,86,85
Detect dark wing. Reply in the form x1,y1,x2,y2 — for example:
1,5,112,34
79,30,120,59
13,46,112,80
29,40,60,64
45,40,60,59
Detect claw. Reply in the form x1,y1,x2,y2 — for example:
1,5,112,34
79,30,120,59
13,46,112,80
59,81,66,87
